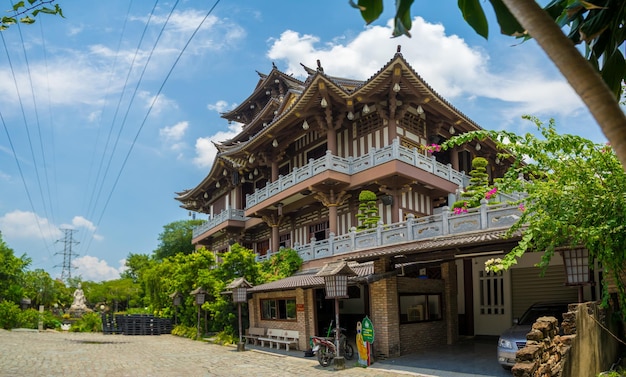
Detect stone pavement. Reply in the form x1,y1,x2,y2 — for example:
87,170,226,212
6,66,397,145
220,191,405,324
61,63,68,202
0,329,424,377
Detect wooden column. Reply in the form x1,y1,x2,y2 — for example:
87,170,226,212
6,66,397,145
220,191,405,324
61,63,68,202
271,160,279,182
312,190,350,235
261,212,284,253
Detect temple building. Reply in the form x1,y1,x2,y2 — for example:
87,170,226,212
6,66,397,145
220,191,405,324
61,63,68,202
176,47,596,357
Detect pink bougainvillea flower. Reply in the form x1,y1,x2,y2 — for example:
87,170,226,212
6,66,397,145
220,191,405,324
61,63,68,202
485,187,498,199
518,203,525,212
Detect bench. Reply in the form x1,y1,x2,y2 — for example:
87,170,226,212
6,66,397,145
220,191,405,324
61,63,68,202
242,327,265,345
257,329,300,351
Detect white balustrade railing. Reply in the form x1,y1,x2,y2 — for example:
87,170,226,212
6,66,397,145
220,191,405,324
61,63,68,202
246,138,469,208
192,209,248,238
290,201,523,262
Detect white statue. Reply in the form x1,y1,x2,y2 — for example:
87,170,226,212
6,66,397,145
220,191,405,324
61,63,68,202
70,283,87,310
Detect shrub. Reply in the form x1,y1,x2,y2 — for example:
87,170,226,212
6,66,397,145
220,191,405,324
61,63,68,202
171,324,199,340
70,312,102,332
0,300,21,329
17,308,40,329
213,329,236,345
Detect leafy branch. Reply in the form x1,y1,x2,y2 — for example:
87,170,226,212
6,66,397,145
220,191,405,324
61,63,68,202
2,0,63,30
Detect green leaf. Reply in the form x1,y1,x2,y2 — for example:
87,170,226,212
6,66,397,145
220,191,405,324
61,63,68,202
38,7,59,15
12,1,25,12
352,0,384,25
19,16,35,24
579,7,612,42
601,49,626,98
393,0,414,37
458,0,489,39
488,0,525,37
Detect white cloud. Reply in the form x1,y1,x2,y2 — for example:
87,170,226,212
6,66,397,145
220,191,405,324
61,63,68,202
192,122,242,168
59,216,104,242
160,121,188,141
160,121,189,153
72,255,126,282
141,91,178,116
266,16,584,124
207,100,235,113
0,210,62,240
135,10,246,55
71,216,97,232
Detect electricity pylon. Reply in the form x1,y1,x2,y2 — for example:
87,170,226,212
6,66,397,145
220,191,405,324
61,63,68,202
55,229,79,281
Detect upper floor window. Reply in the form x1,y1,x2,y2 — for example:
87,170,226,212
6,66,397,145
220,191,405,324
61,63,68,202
306,143,327,161
309,221,329,241
399,112,426,138
279,162,290,177
458,150,472,175
279,233,291,248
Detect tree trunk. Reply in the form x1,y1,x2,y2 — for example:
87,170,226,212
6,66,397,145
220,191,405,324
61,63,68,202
500,0,626,168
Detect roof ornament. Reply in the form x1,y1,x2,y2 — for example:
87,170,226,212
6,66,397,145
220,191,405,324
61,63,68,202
397,45,402,54
272,62,277,69
317,59,324,73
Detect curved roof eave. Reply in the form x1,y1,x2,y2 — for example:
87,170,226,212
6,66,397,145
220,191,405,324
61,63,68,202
228,73,352,152
222,69,305,120
354,52,483,131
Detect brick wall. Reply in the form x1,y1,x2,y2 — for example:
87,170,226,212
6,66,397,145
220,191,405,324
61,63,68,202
397,276,447,354
370,275,400,358
249,288,311,350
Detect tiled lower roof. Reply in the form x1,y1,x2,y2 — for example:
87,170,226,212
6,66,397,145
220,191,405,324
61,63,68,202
345,226,523,263
249,227,523,293
248,263,373,293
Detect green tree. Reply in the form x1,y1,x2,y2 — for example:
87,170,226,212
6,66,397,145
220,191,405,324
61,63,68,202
153,220,205,260
214,244,260,285
443,116,626,314
82,278,141,312
356,190,380,230
120,252,153,283
142,248,216,324
259,248,303,283
0,233,31,303
1,0,63,30
352,0,626,174
22,269,57,308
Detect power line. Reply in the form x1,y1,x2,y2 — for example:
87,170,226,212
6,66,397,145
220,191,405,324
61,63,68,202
90,0,222,243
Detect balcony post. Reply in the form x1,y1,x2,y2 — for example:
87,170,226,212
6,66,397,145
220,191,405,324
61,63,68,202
391,137,399,157
329,232,335,255
350,227,357,251
310,237,316,259
406,213,415,241
377,220,383,246
480,198,488,229
442,207,450,234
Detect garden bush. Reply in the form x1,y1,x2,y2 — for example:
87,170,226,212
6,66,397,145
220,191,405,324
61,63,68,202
0,300,21,329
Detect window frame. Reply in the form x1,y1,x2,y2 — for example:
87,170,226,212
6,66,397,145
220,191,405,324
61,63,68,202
260,297,297,321
398,293,443,324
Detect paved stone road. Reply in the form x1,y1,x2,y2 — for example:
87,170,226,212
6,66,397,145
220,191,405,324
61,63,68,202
0,330,422,377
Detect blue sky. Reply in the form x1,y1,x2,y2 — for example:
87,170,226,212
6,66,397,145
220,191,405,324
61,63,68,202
0,1,602,281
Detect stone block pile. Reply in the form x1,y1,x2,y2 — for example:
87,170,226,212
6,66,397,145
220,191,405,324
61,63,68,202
511,315,575,377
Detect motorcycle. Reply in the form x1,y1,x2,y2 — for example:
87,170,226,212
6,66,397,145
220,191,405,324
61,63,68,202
311,324,354,367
